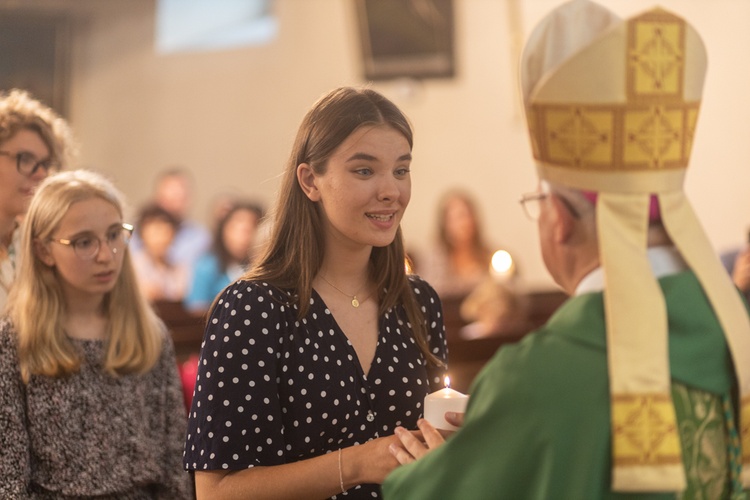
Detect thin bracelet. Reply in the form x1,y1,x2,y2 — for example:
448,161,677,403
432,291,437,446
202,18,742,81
338,448,345,494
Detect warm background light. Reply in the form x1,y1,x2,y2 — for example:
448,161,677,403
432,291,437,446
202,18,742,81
491,250,514,275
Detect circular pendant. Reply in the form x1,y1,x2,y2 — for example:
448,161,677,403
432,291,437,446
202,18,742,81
351,298,360,308
366,410,375,422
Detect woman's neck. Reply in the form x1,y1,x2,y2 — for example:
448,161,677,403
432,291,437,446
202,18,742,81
64,302,108,340
318,240,372,282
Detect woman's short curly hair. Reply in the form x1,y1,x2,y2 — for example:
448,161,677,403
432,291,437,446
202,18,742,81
0,89,77,167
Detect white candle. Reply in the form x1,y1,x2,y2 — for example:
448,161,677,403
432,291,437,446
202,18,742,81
423,376,469,431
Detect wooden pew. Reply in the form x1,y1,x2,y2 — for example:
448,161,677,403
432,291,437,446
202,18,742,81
151,300,206,363
441,289,567,393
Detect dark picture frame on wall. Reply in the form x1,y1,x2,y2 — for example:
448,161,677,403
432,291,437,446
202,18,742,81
354,0,455,81
0,12,72,118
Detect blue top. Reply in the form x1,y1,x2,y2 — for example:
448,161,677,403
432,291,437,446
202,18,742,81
184,253,231,312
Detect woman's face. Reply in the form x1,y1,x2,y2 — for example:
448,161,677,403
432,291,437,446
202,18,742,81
0,129,52,222
299,124,412,252
38,197,127,306
444,197,477,248
141,218,176,261
222,208,259,263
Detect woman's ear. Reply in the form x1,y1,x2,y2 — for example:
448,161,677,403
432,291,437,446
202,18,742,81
34,240,55,267
297,163,321,202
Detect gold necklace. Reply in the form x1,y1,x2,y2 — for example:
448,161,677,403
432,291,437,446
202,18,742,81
320,275,367,308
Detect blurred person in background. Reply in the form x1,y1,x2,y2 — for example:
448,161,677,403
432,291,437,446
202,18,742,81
131,203,189,302
0,89,76,310
417,189,498,298
720,233,750,302
131,167,211,278
184,200,265,313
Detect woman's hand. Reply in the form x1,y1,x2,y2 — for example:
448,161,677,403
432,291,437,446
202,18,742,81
346,434,412,485
388,419,446,465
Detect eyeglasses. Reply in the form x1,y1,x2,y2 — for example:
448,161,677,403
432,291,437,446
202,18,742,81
49,223,134,260
519,190,583,221
519,191,548,220
0,150,60,177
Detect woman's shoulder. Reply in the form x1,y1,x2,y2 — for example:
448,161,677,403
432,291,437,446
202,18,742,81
210,279,296,319
407,274,441,301
222,279,293,299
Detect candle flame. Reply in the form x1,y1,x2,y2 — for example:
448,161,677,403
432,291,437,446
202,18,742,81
444,375,451,389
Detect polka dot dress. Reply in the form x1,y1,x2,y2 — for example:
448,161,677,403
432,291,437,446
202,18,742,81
184,276,447,498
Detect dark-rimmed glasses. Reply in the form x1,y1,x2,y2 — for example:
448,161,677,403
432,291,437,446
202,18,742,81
49,223,134,260
0,150,60,177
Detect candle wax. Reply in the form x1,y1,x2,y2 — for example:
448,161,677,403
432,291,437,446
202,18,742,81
423,387,469,431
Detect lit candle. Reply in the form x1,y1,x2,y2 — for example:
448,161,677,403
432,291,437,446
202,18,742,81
490,249,515,282
423,376,469,431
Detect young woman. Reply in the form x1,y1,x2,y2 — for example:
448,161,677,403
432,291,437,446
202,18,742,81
0,89,76,310
0,170,191,498
417,190,496,298
184,200,265,313
184,87,448,499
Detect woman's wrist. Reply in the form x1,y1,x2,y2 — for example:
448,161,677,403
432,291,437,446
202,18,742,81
340,444,363,489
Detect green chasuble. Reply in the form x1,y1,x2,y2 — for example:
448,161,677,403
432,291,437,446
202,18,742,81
383,271,747,499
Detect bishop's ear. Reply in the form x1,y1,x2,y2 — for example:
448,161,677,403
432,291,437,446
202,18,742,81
549,193,577,244
297,163,321,202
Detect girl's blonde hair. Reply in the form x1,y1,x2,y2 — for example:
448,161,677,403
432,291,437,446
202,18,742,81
7,170,162,382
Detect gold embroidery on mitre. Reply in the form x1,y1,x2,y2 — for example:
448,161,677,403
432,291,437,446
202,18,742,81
543,106,614,168
623,105,688,168
627,10,685,102
612,394,682,466
742,395,750,462
531,102,699,171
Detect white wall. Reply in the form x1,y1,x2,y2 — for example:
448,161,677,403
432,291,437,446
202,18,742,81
61,0,750,290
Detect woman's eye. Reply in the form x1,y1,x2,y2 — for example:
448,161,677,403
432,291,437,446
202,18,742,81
74,237,95,250
18,152,36,167
395,167,411,176
354,167,373,176
106,229,121,242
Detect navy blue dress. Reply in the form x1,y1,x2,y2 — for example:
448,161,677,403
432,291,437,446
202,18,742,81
184,276,447,499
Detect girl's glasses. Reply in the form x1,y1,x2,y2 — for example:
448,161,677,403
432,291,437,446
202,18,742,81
50,223,134,260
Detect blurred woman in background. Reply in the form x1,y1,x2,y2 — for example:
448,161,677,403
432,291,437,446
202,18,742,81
417,189,495,297
184,200,264,313
0,89,76,310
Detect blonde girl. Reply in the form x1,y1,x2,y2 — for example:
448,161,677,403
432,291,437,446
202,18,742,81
0,169,191,498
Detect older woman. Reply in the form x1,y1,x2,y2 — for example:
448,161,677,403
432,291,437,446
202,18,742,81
0,89,76,309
